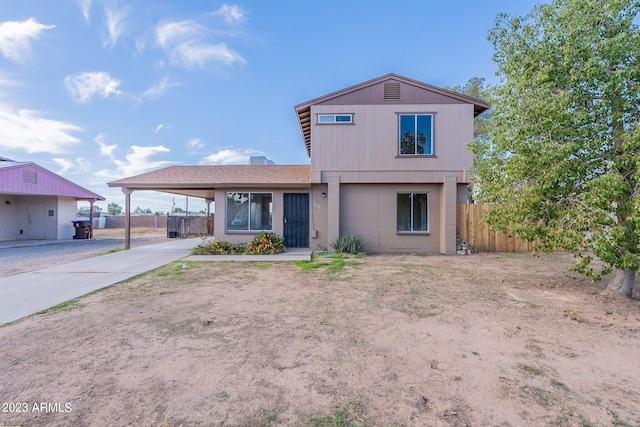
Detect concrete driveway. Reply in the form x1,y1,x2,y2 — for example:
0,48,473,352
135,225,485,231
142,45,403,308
0,238,200,325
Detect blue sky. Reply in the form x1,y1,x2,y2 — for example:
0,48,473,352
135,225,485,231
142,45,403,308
0,0,542,214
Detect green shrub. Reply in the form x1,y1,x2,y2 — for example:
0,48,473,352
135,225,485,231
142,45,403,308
191,232,285,255
331,233,365,254
246,231,285,255
192,239,246,255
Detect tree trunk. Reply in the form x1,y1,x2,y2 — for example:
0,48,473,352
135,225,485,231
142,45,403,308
604,269,635,298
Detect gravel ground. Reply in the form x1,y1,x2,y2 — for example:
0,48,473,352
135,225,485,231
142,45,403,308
0,232,169,277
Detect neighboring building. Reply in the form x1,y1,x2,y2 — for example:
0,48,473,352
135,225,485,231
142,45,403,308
0,158,105,241
108,73,489,253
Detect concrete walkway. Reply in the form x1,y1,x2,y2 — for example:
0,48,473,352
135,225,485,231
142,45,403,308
0,240,313,325
0,239,199,325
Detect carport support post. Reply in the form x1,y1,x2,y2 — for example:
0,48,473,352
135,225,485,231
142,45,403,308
205,198,212,217
123,187,133,250
89,199,95,238
205,198,213,236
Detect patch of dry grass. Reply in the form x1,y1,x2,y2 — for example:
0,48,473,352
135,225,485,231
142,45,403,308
92,227,165,237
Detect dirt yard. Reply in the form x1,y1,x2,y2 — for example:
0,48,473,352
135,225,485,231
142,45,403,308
1,252,639,426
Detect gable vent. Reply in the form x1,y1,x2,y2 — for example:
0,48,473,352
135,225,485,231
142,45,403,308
384,82,401,100
24,170,37,184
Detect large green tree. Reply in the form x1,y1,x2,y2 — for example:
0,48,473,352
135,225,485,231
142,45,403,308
448,77,494,202
474,0,640,297
107,202,122,215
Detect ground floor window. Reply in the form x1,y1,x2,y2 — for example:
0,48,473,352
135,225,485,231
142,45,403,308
226,192,273,231
397,192,428,232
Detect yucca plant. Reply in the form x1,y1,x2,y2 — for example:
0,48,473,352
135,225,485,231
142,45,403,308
331,233,365,254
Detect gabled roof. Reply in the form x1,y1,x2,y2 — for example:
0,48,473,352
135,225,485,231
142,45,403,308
0,161,105,200
294,73,490,157
108,165,311,199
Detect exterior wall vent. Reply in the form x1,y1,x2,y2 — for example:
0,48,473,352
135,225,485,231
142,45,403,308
24,170,37,184
384,82,401,100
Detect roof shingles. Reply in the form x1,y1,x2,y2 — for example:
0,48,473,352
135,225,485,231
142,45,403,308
108,165,311,189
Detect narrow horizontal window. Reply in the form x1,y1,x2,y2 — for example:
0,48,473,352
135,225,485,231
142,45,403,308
317,114,353,124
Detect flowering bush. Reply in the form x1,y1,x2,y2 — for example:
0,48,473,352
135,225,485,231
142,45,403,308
246,231,285,255
192,232,285,255
192,239,246,255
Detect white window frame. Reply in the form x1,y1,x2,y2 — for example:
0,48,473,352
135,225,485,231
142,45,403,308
317,114,353,124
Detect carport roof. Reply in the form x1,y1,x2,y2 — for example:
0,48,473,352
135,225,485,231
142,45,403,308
107,164,311,199
0,161,105,201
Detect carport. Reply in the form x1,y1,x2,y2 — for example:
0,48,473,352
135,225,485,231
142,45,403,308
0,158,105,241
107,164,311,249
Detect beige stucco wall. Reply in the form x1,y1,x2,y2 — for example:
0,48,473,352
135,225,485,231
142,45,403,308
309,184,328,250
338,183,443,253
212,188,313,244
310,103,475,182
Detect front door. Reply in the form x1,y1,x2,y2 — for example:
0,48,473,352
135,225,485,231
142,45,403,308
283,193,309,248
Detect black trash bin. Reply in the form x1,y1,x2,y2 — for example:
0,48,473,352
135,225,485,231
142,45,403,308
72,220,92,239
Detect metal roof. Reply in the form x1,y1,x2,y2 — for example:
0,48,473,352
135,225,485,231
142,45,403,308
0,161,105,200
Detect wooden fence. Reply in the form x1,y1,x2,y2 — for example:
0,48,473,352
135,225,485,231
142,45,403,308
167,216,214,238
103,215,167,229
456,204,536,253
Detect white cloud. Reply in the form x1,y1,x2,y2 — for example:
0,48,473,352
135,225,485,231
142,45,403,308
213,4,246,25
154,123,170,133
0,71,21,88
0,18,55,63
187,138,204,150
155,20,205,49
52,157,73,174
93,145,173,182
74,0,93,23
142,77,181,98
171,40,244,68
200,148,263,165
102,0,129,49
155,20,245,69
75,157,91,172
95,134,117,159
0,104,82,153
64,71,122,103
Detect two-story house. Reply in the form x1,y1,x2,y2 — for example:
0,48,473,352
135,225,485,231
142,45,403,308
108,73,489,253
294,73,489,254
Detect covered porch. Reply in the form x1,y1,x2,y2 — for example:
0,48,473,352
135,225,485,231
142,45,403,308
107,164,312,249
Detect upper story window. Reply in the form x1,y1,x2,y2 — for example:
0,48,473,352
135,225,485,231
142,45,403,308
317,114,353,124
399,114,433,156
